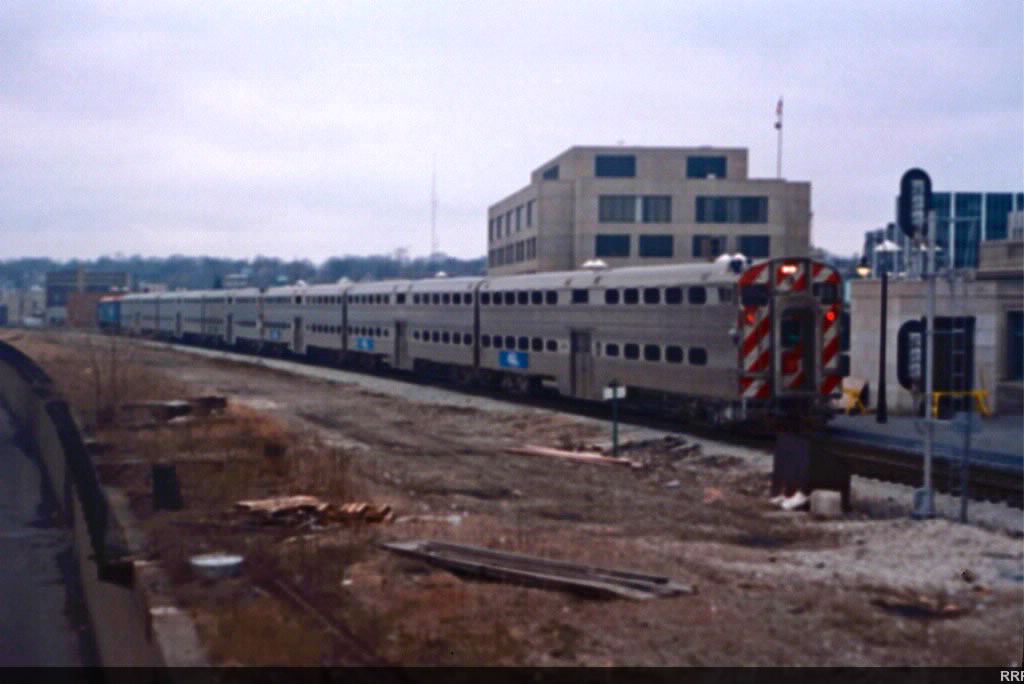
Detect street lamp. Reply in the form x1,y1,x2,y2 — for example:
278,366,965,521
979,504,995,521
872,240,902,424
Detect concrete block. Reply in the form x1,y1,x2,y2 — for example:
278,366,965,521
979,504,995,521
809,490,844,520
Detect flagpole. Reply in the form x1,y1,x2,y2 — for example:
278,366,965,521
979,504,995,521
775,97,783,179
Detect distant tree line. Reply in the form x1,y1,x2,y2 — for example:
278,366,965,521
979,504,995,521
0,254,486,291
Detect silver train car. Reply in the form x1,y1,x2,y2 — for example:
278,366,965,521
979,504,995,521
102,257,844,426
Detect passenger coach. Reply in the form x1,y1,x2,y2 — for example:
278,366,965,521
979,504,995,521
103,257,844,427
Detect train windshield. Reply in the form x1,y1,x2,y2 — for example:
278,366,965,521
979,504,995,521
741,285,769,307
780,319,802,349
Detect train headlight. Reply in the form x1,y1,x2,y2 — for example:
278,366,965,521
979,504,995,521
779,263,798,276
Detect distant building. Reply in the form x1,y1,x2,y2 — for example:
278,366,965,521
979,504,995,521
0,287,45,326
45,269,130,325
223,273,250,289
487,146,811,274
865,191,1024,275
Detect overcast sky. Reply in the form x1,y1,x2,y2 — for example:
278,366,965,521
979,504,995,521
2,0,1021,262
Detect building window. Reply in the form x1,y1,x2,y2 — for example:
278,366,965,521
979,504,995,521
642,196,671,223
696,196,769,223
692,234,727,259
516,241,525,262
527,200,535,226
542,165,559,181
687,156,727,179
595,155,636,178
599,195,637,223
516,206,523,231
595,234,631,258
639,235,673,258
737,235,771,258
985,193,1013,241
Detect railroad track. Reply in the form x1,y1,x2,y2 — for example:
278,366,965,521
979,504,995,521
131,336,1024,511
820,432,1023,510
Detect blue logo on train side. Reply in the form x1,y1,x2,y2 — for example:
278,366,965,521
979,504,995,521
498,351,529,369
356,337,375,351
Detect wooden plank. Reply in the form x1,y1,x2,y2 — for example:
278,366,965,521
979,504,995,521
506,444,641,468
381,540,694,600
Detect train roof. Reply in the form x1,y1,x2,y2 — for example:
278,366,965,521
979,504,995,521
480,261,741,291
346,279,415,295
406,276,482,293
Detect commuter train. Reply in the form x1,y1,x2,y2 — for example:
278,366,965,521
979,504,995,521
98,256,844,428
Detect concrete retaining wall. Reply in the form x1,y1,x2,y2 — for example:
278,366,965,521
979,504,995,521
0,339,205,666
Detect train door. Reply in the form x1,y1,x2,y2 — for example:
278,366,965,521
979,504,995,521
293,317,303,354
777,306,816,393
570,330,593,399
226,314,234,345
395,321,408,369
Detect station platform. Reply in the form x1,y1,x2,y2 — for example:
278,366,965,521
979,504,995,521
828,413,1024,472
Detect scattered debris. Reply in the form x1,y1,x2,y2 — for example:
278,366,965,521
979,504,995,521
190,552,244,580
119,395,229,425
507,444,642,469
235,496,394,526
809,490,843,519
960,569,977,583
380,539,694,600
702,487,724,504
871,590,968,619
664,479,681,489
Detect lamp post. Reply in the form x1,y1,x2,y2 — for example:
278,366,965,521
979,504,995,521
873,240,902,423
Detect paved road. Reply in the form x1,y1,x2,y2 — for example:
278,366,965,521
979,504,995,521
0,429,94,666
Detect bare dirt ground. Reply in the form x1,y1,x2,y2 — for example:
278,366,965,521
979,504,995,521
5,330,1023,666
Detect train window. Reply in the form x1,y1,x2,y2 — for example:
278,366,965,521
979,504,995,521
453,332,462,344
665,287,682,304
688,347,708,365
375,327,382,337
517,291,528,305
688,287,707,305
413,330,420,340
481,293,491,305
504,292,516,306
464,334,473,346
532,337,543,351
624,288,639,305
624,343,640,360
780,319,801,348
813,282,838,304
644,344,661,362
465,294,473,305
412,294,420,304
384,329,389,337
431,294,440,305
443,293,451,305
518,336,529,351
643,288,660,305
666,345,683,363
741,285,769,307
546,291,558,305
482,335,491,347
605,343,620,357
546,339,557,352
531,291,542,305
397,294,406,304
572,289,589,304
442,332,451,344
605,289,620,305
431,331,440,343
493,336,503,349
718,287,733,303
505,336,516,349
453,293,461,305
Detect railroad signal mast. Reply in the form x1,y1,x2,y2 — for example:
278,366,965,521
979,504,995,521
898,168,937,519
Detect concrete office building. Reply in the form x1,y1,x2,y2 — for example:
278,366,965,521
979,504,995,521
487,146,811,275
